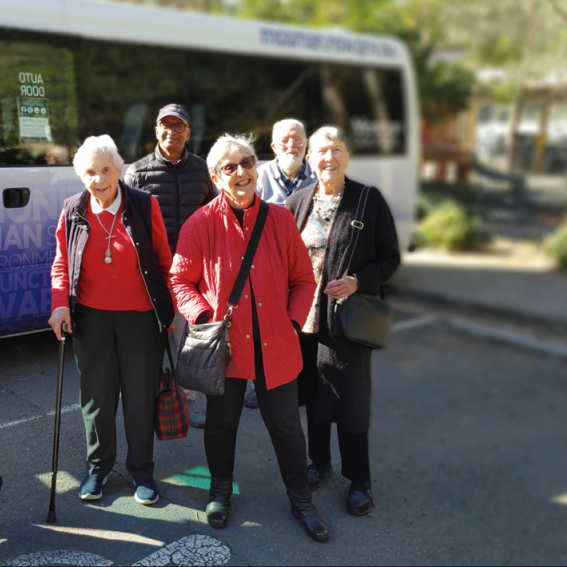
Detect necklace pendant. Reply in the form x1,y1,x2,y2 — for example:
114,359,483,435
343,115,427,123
105,256,113,265
105,249,111,257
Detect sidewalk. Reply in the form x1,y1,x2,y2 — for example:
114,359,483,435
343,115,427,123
390,241,567,333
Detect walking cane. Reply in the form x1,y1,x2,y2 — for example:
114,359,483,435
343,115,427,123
47,322,69,524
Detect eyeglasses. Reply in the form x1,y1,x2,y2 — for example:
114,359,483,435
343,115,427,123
277,137,306,148
219,155,256,175
158,121,190,133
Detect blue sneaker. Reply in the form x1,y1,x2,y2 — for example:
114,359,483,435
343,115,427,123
133,479,159,505
79,474,107,500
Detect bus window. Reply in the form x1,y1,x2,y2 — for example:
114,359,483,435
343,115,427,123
84,40,188,162
0,31,80,167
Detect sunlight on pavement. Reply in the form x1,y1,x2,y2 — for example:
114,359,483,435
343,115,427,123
35,471,79,493
550,493,567,506
34,524,165,546
162,466,240,495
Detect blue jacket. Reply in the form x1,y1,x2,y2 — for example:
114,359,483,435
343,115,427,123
257,158,318,205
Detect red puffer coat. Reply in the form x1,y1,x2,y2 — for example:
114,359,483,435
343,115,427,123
170,193,316,390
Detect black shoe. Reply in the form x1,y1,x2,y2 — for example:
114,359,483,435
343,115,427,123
308,462,333,492
347,481,374,516
244,388,259,409
288,487,329,542
206,476,233,529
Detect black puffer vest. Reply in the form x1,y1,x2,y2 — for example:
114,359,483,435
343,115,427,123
63,182,174,330
124,145,217,254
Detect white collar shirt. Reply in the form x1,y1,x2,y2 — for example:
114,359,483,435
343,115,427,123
90,186,122,216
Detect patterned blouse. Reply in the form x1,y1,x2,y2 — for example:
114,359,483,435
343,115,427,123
301,193,343,334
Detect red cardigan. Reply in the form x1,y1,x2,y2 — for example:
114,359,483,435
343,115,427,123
51,196,172,313
170,193,316,390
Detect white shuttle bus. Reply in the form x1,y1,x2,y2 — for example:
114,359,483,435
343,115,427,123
0,0,419,337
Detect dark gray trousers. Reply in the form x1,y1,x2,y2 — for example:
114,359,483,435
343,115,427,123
74,304,162,482
204,341,309,491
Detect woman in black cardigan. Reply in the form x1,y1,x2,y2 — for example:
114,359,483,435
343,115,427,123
286,126,400,515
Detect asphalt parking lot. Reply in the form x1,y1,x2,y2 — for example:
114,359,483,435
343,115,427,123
1,304,566,566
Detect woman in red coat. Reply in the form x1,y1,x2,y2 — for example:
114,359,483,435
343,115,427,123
170,134,328,542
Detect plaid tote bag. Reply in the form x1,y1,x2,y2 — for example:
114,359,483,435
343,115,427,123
155,336,190,441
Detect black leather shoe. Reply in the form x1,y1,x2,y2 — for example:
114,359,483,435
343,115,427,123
288,487,329,542
244,388,258,409
347,481,374,516
206,476,233,529
308,462,332,492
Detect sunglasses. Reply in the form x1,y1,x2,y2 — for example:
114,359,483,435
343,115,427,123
219,155,256,175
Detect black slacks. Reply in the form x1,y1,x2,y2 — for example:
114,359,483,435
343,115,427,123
74,304,162,482
205,340,308,491
300,333,371,483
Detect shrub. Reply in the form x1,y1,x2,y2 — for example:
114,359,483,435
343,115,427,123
419,200,491,252
545,221,567,270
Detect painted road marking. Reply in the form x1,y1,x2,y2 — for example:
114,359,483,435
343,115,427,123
5,534,231,567
0,404,80,430
451,318,567,360
392,315,438,333
7,550,113,566
133,535,231,566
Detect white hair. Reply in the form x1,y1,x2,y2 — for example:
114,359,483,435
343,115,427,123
207,134,257,175
307,126,349,156
73,135,124,177
272,119,306,143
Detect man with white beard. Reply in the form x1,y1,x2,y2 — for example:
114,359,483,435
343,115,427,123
243,119,318,410
257,119,317,205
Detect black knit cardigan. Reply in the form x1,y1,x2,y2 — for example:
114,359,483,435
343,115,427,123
286,177,401,432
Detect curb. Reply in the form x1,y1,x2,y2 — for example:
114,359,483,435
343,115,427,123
389,285,567,335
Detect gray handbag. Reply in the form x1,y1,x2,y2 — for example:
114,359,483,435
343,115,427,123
331,186,393,350
176,201,269,396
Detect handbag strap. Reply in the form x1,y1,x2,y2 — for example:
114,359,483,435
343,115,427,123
162,332,175,374
227,200,270,312
337,185,371,279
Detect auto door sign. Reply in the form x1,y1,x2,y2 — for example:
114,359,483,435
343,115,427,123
17,97,52,143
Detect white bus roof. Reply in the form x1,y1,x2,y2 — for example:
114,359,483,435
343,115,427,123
0,0,411,68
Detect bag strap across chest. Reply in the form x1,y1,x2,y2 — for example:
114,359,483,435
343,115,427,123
226,200,270,315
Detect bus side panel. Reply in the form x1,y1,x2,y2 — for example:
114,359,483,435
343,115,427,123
348,157,418,252
0,167,82,337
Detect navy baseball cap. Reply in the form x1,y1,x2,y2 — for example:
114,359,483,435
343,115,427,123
157,104,190,124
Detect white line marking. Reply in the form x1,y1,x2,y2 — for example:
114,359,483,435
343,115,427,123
0,404,80,430
6,535,231,567
133,535,231,567
392,315,438,333
6,550,113,566
451,319,567,359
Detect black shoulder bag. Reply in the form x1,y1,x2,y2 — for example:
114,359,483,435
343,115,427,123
331,186,392,350
176,200,270,396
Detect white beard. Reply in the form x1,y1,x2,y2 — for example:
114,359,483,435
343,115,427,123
278,153,304,178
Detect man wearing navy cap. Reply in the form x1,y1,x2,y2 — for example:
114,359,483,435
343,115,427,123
125,104,217,428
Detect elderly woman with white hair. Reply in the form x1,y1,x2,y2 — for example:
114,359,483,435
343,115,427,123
49,135,174,505
286,126,401,516
170,134,329,542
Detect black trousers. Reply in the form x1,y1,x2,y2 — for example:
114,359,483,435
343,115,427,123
300,333,371,483
205,341,308,491
74,304,162,482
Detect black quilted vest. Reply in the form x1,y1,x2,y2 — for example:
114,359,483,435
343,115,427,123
63,181,174,330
